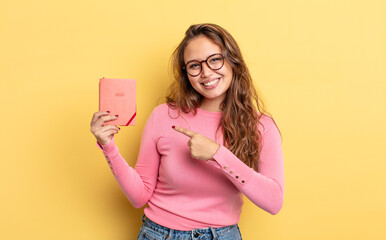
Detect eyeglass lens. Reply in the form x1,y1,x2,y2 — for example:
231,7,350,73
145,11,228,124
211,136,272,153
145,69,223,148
185,54,224,76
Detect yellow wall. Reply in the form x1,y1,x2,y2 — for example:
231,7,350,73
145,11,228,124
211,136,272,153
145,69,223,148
1,0,385,239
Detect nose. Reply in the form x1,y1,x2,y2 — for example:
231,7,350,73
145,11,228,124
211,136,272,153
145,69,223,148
200,62,214,77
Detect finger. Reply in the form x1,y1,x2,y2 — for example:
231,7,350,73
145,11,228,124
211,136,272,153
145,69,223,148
91,111,110,126
94,114,119,127
101,129,119,139
100,125,120,132
106,129,119,135
173,126,196,138
91,125,118,139
100,129,118,141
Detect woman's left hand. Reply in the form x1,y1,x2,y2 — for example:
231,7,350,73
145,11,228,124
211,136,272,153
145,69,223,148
173,126,220,161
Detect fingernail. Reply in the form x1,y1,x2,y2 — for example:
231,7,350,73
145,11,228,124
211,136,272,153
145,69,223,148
118,127,120,130
172,125,175,129
115,115,119,117
107,111,110,113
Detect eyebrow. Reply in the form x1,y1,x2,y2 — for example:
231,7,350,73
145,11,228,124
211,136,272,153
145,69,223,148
185,52,221,64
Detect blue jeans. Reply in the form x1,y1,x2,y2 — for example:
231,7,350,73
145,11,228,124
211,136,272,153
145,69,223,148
137,214,242,240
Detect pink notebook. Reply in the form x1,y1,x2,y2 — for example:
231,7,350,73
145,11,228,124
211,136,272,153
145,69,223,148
99,78,136,126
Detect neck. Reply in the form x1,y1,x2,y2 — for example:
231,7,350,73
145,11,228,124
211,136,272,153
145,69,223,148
200,98,223,112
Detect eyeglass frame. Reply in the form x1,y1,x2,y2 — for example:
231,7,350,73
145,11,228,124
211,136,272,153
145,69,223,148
182,53,225,77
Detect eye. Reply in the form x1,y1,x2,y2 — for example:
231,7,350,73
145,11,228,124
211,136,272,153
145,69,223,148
188,63,200,69
209,57,221,63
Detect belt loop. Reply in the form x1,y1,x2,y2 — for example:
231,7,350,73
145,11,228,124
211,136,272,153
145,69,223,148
141,213,146,223
210,227,218,239
167,229,174,239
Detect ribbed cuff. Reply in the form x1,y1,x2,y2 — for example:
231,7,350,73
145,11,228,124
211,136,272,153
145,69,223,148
96,136,118,154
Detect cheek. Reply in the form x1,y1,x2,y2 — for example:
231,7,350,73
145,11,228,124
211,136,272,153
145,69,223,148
188,76,199,85
221,62,233,77
187,77,201,91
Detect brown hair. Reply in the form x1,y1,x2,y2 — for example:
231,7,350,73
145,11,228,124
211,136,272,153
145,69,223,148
166,23,280,171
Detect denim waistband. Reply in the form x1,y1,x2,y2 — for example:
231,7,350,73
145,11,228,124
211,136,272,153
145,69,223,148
141,213,239,239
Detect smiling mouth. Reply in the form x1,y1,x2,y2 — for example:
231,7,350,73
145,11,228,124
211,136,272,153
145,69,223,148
202,78,219,87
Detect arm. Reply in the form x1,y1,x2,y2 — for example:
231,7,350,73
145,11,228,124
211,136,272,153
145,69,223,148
97,110,160,208
208,117,285,215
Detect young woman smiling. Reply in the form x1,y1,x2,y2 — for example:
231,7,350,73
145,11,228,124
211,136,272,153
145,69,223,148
90,23,284,240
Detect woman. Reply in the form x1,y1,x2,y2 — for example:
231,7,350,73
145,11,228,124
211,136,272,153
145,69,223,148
90,23,284,240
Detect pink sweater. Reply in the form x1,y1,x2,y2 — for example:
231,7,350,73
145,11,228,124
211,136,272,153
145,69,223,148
97,103,284,230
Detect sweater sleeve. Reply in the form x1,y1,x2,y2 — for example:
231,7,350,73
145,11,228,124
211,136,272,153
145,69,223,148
96,109,160,208
207,116,284,215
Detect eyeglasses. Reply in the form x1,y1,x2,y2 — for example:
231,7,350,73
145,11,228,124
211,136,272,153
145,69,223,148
183,53,225,77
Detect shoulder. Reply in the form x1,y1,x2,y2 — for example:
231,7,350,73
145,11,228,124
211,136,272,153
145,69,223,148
152,103,169,113
258,113,281,136
147,103,166,120
151,103,177,115
149,103,180,120
257,114,283,148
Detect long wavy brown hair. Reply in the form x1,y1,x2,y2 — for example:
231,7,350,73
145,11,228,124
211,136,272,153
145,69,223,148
166,23,279,172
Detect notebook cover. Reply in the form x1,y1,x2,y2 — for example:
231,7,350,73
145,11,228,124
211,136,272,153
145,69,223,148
99,78,136,126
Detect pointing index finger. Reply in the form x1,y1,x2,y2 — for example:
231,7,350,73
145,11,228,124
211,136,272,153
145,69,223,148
173,126,195,138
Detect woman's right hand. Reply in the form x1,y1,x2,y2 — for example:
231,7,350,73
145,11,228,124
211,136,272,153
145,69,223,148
90,111,120,146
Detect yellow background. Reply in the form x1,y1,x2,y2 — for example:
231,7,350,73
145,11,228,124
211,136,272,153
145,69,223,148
1,0,385,239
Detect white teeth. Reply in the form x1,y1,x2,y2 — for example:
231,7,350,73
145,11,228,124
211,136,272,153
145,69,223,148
203,79,219,86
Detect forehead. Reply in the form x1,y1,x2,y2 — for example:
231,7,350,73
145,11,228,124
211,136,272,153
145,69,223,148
184,35,222,62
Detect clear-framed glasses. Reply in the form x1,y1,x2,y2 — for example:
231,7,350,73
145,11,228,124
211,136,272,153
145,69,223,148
183,53,225,77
